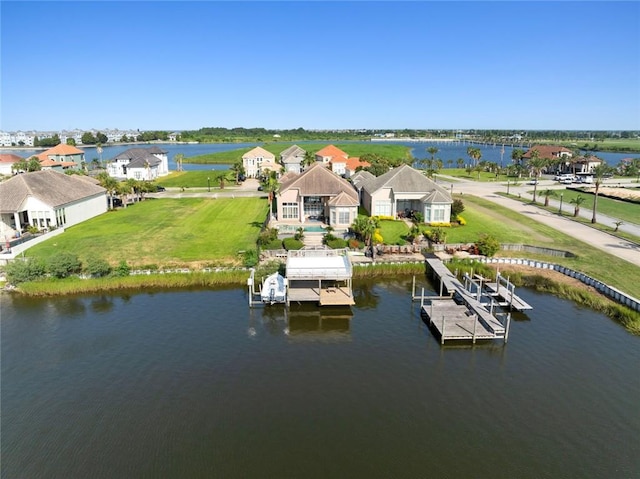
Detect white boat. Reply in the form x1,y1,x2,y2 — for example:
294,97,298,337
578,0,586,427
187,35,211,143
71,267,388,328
261,272,287,304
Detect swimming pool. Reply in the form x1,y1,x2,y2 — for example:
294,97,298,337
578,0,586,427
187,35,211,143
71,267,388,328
278,224,326,233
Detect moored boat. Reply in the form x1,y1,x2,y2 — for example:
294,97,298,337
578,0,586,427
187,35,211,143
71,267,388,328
261,272,287,304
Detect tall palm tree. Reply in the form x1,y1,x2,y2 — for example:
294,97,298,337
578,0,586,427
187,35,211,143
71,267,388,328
261,170,279,219
175,153,184,172
467,147,482,167
590,164,614,224
511,148,524,165
527,150,548,203
456,158,465,169
541,189,556,207
303,151,315,168
351,216,379,260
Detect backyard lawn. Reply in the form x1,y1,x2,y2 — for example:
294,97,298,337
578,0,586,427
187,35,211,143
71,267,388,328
26,197,268,267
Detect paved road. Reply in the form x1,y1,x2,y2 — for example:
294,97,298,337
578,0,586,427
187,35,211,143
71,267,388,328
437,175,640,267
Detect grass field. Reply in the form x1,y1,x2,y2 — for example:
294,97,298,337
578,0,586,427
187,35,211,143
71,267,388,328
26,197,268,267
185,143,412,164
156,170,231,188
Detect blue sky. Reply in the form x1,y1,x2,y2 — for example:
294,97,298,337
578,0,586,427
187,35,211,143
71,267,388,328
1,1,639,131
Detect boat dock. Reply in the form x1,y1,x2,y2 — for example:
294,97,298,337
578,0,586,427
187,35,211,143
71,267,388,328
414,257,531,344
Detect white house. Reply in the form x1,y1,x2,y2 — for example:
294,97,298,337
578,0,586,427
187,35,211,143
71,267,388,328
107,147,169,180
279,144,306,174
0,170,107,239
0,154,24,175
242,146,281,178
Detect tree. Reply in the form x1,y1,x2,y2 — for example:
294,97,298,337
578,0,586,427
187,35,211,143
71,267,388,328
81,132,97,144
12,158,28,173
351,216,380,260
230,159,245,183
467,146,482,167
96,132,108,144
571,194,585,217
423,147,439,176
456,158,465,169
175,153,184,172
527,150,548,203
541,189,556,207
476,234,500,257
261,170,279,218
97,172,118,209
590,164,614,224
66,138,76,146
25,156,42,172
511,148,525,165
303,151,316,167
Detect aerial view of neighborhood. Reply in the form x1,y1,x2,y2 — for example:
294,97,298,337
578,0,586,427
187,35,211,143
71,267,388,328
2,1,639,478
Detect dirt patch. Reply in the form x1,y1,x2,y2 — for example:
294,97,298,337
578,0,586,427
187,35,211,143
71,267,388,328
485,264,600,293
597,187,640,202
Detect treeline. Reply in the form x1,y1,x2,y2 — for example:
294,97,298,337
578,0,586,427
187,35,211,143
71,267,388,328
179,127,375,143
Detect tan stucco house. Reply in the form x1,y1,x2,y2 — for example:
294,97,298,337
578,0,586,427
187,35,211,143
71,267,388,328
243,146,281,178
276,163,359,228
360,164,453,223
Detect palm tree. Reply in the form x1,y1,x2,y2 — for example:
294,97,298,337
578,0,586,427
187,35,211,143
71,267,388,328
467,146,482,167
511,148,524,166
423,147,439,175
456,158,465,169
175,153,184,172
97,172,118,210
351,216,379,260
230,160,245,184
571,194,585,217
590,163,614,224
446,159,453,169
541,189,556,207
303,151,315,168
261,170,279,219
527,150,548,203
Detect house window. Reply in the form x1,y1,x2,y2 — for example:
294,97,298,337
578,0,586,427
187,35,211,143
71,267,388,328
338,209,350,224
374,201,391,217
135,171,141,179
282,202,299,220
426,205,446,222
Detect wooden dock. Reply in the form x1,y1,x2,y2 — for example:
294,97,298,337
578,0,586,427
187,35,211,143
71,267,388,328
288,284,355,306
483,272,532,311
421,300,505,343
425,258,463,296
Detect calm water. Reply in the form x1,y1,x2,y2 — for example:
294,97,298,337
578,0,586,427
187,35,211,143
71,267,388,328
2,279,639,478
1,141,635,172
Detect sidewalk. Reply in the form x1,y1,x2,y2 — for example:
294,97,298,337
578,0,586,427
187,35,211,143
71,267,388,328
445,177,640,267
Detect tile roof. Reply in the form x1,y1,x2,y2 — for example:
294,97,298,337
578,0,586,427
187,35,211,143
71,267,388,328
350,170,376,189
280,144,306,161
40,143,85,156
315,144,348,159
112,148,163,168
0,153,24,163
0,170,106,212
278,162,358,200
243,146,275,159
363,164,452,202
523,145,573,159
345,157,370,171
327,191,360,207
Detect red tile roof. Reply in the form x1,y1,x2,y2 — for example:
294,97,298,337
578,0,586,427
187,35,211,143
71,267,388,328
345,157,370,171
523,145,573,159
315,144,348,159
41,143,85,155
0,153,24,163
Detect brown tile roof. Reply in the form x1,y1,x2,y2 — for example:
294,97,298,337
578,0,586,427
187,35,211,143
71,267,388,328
523,145,573,159
0,170,105,212
363,164,452,202
278,162,358,200
328,191,360,206
315,144,348,159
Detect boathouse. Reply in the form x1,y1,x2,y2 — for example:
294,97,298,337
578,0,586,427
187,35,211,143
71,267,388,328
286,248,354,306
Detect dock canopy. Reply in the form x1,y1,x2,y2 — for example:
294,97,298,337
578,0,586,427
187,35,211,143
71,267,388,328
286,248,352,280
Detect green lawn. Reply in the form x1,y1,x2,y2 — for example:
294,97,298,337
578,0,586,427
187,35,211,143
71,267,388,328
27,198,268,267
532,188,640,225
377,220,410,244
156,170,231,188
185,143,412,164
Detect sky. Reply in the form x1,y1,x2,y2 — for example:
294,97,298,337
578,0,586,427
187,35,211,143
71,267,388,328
1,1,639,131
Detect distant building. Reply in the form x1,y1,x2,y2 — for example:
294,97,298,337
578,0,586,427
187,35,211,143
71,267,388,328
242,147,281,178
107,147,169,180
36,144,85,171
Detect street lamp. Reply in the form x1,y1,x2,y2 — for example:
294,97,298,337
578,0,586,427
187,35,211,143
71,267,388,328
507,179,510,195
207,177,210,193
559,193,563,215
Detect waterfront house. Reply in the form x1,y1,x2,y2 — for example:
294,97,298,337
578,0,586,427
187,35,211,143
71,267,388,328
0,170,107,239
242,146,281,179
343,156,371,178
36,144,85,171
107,147,169,180
279,145,306,174
315,145,348,164
361,164,452,222
523,145,573,174
276,162,359,228
0,154,24,175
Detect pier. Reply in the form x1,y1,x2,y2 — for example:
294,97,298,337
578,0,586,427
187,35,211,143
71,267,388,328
413,257,532,344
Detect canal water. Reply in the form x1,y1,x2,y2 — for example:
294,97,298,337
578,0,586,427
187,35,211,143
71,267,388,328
2,279,638,478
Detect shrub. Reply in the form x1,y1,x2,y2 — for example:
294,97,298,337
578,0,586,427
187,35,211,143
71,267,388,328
412,212,424,224
424,227,447,244
406,224,422,243
27,225,40,234
293,227,305,241
475,234,500,257
323,232,337,244
428,222,451,227
326,238,348,249
257,227,279,246
48,252,82,279
457,216,467,225
3,258,46,284
85,256,112,278
243,249,258,267
114,260,130,277
262,239,284,250
283,237,303,250
451,198,465,218
373,229,383,244
372,215,395,221
348,238,363,249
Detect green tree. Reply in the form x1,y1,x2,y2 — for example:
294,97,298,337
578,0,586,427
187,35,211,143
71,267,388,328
303,151,316,167
511,148,525,165
230,159,245,183
81,132,97,144
590,164,614,224
527,150,548,203
476,234,500,257
85,255,112,277
467,146,482,167
541,189,556,207
571,194,585,217
351,216,380,259
4,258,46,284
261,170,279,218
96,132,108,144
48,252,82,279
97,171,118,209
456,157,465,169
175,153,184,172
66,138,76,146
26,157,42,172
